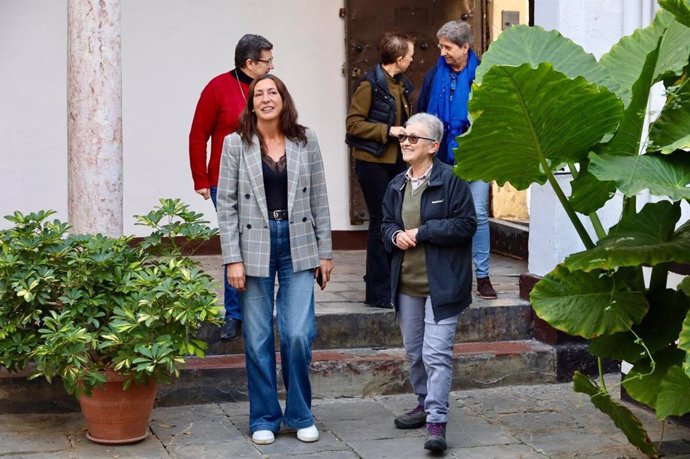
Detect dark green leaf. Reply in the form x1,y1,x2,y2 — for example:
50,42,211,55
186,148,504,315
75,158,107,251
598,32,661,158
657,365,690,418
589,151,690,200
564,201,689,271
623,347,684,409
659,0,690,38
649,75,690,153
569,169,617,215
531,266,647,339
590,289,689,362
456,63,622,189
680,309,690,378
573,372,659,458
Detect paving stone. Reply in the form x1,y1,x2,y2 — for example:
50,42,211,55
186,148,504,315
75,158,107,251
167,440,263,458
249,425,351,456
67,434,169,458
0,430,72,455
523,430,629,457
449,444,546,458
267,450,360,458
312,397,395,421
150,404,244,445
445,411,522,448
347,436,430,458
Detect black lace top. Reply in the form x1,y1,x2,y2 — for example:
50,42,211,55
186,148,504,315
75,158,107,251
262,153,288,211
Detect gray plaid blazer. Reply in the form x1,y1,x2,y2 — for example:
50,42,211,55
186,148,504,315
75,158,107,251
217,129,333,277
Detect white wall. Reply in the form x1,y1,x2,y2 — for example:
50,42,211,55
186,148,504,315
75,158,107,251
528,0,674,276
1,0,356,235
0,0,68,225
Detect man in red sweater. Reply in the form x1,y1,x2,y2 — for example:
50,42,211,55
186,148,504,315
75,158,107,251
189,34,274,340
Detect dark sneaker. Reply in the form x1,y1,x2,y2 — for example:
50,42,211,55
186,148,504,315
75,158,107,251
220,318,241,341
394,404,427,429
477,276,498,300
424,422,447,452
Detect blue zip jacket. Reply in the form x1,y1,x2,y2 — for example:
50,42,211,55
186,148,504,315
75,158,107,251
381,159,477,321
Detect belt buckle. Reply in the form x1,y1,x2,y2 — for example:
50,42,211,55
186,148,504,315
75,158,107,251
272,209,286,220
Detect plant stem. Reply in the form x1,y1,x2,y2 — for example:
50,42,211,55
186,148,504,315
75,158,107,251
567,162,607,241
622,195,636,217
598,357,608,393
543,163,595,249
649,263,669,293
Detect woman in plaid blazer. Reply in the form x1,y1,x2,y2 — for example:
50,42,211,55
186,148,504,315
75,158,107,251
217,74,333,446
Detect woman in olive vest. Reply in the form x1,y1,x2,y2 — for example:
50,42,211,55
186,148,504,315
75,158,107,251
345,32,414,308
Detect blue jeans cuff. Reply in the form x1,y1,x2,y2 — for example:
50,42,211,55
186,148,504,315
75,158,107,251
283,416,315,429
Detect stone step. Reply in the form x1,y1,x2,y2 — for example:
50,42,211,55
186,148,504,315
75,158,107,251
199,299,533,355
155,340,556,406
0,340,558,413
195,251,534,355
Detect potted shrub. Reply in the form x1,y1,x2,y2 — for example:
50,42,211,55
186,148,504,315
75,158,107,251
0,198,223,444
454,2,690,457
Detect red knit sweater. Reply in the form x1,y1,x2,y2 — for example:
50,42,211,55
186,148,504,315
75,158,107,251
189,71,250,190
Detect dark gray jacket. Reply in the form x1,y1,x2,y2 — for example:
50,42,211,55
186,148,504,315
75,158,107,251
381,159,476,320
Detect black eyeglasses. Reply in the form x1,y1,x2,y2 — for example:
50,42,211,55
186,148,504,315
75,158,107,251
398,134,436,144
255,58,274,65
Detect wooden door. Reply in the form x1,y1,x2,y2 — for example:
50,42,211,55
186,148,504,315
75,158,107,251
345,0,488,223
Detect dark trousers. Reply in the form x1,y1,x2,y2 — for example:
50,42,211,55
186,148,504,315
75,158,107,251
355,160,406,306
210,187,242,320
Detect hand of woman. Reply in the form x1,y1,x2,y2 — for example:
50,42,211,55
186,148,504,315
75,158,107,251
227,262,246,292
315,258,334,290
395,229,417,250
389,125,405,138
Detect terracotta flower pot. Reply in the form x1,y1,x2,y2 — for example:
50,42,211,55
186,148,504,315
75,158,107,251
78,370,157,444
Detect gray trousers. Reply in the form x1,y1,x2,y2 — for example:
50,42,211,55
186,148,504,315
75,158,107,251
398,293,458,424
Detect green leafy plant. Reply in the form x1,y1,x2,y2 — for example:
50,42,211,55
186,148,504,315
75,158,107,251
0,199,222,396
454,1,690,457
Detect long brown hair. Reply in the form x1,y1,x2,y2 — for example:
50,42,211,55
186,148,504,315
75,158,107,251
237,74,307,150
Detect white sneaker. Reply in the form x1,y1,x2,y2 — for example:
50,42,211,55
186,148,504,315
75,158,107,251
252,430,275,445
297,424,319,442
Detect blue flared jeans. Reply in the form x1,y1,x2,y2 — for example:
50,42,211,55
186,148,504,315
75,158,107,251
240,219,316,433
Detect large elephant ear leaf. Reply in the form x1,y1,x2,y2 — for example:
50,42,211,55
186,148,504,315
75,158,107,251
564,201,690,271
476,25,618,92
599,10,690,105
455,63,622,189
649,75,690,153
659,0,690,30
590,289,689,362
589,151,690,200
530,265,647,339
573,372,658,458
568,169,617,215
597,12,690,159
657,365,690,419
623,347,684,411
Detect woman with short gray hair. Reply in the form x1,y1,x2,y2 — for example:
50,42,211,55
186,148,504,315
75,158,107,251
381,112,477,452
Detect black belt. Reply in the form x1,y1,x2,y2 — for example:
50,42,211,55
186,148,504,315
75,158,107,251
269,209,288,221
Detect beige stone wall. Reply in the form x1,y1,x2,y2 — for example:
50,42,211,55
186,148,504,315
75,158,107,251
491,182,529,223
488,0,530,222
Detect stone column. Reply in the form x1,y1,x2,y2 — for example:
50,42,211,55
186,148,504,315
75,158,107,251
67,0,122,236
